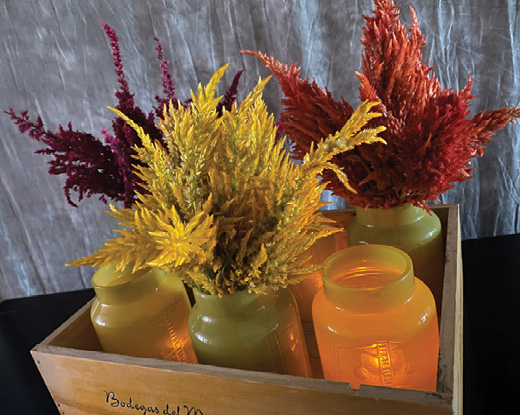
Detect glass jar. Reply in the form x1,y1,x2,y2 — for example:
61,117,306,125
290,231,350,323
312,244,439,391
188,287,312,377
91,264,197,363
347,204,444,311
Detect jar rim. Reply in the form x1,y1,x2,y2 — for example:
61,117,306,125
321,244,415,311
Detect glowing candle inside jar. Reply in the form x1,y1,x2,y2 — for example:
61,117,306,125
312,245,439,391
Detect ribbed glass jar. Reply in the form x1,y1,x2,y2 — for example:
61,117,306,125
91,264,197,363
188,287,312,377
347,204,444,311
312,244,439,391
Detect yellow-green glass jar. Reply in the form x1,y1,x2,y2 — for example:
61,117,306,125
188,287,312,377
312,244,439,391
91,264,197,363
347,204,444,311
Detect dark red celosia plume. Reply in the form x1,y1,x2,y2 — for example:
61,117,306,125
8,23,243,208
99,22,164,208
244,0,520,210
5,111,124,206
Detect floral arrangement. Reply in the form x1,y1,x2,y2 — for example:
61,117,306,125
244,0,520,211
69,66,385,295
7,23,243,208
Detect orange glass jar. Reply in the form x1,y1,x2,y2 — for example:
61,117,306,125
91,264,197,363
312,244,439,391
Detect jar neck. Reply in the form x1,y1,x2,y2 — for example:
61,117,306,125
193,288,274,316
321,245,415,312
355,204,426,228
92,264,163,304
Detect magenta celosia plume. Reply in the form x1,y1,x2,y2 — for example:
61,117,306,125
245,0,520,210
8,23,243,208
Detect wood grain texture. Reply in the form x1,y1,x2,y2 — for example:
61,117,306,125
32,346,453,415
31,205,462,415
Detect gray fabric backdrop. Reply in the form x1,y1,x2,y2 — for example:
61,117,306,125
1,0,519,300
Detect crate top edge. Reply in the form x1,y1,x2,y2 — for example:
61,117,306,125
31,342,453,407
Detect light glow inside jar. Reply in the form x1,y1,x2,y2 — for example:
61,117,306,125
312,244,440,391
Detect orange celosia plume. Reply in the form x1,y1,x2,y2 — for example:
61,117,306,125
244,0,520,210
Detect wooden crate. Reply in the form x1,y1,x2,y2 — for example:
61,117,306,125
31,204,463,415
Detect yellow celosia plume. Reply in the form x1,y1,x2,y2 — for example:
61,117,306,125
70,64,385,295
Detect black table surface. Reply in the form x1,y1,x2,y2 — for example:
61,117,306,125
1,235,520,414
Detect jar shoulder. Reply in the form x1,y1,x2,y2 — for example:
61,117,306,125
347,212,442,246
91,281,190,325
312,278,437,340
189,288,298,340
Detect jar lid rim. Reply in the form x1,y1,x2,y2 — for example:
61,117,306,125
321,244,414,306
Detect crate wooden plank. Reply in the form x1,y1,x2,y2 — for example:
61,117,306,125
436,205,463,414
31,204,462,415
33,345,454,415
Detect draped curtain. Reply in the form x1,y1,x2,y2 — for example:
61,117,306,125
1,0,519,300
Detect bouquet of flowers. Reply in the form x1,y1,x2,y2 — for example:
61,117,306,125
244,0,520,211
69,66,385,295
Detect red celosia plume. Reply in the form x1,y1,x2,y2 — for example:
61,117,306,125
8,23,243,208
244,0,520,210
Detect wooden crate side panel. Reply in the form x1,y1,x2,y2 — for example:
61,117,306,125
436,206,460,396
31,348,453,415
453,236,463,415
41,297,101,351
433,206,449,236
437,206,463,415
